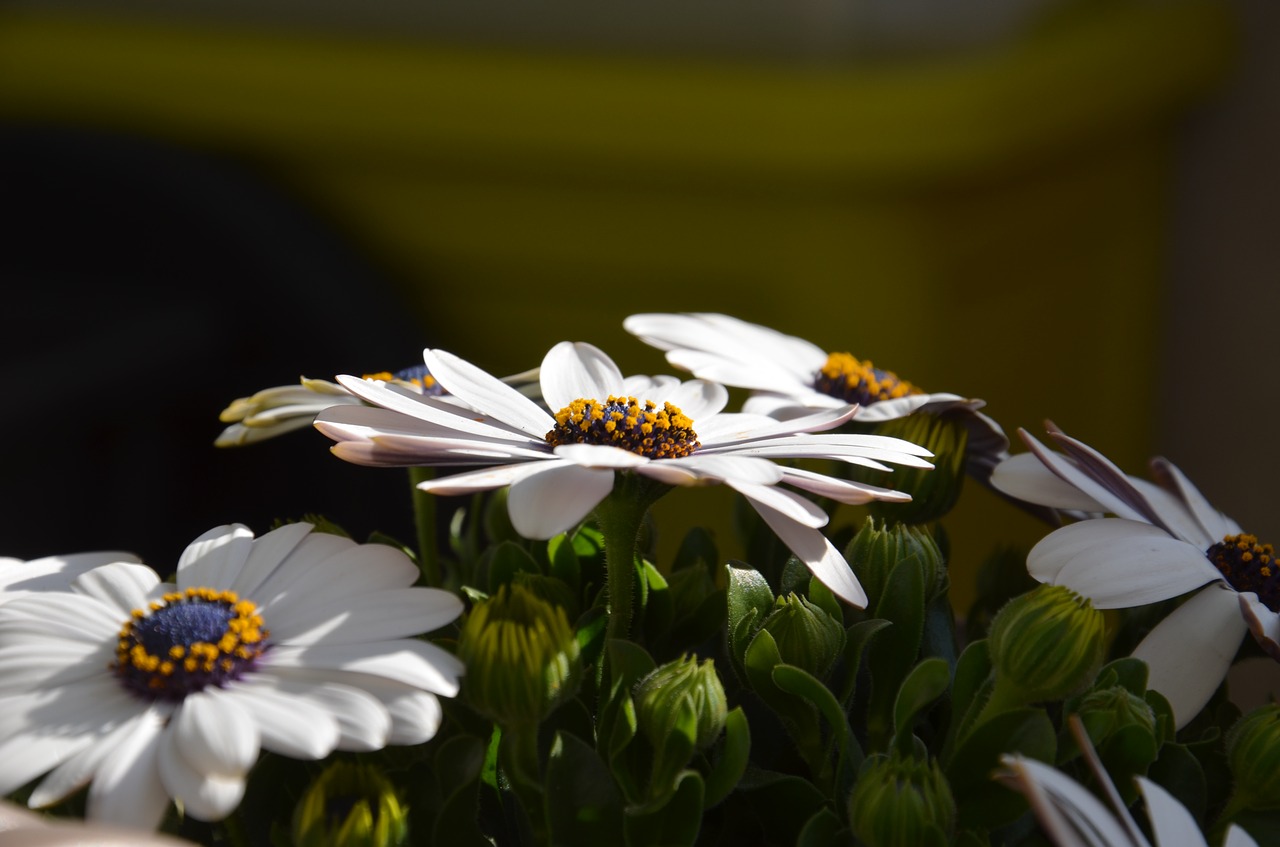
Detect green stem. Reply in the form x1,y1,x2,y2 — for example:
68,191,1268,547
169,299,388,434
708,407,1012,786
408,467,441,587
591,474,670,643
502,724,547,844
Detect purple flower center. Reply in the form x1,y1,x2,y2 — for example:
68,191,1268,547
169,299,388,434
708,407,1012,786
1208,534,1280,612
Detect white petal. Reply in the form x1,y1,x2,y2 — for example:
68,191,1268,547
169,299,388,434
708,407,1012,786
658,454,783,486
1000,755,1138,847
261,639,464,698
71,563,161,619
539,341,626,412
0,552,140,600
748,499,867,608
730,481,828,529
1028,520,1218,608
0,592,123,642
28,712,154,809
990,452,1106,512
553,443,650,469
1132,584,1247,729
247,672,391,752
170,690,259,777
507,462,614,540
416,461,556,496
425,348,554,438
270,587,463,645
0,641,117,696
262,667,443,746
336,372,548,442
1020,430,1152,526
87,708,170,830
156,726,246,822
222,680,339,759
741,391,843,418
779,467,912,505
662,379,729,420
0,677,140,747
1136,777,1210,847
1149,458,1240,544
176,525,255,592
844,394,933,422
258,541,419,624
1223,825,1261,847
1238,592,1280,662
0,732,97,797
229,521,314,599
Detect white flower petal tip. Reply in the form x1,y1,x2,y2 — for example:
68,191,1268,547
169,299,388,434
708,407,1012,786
0,524,465,830
1238,592,1280,662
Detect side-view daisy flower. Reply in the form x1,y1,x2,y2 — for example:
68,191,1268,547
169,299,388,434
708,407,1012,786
622,312,1008,477
990,424,1276,728
313,341,934,608
0,523,464,830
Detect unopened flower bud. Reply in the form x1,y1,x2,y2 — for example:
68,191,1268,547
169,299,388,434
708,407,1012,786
760,593,845,680
1076,686,1156,746
292,761,408,847
866,411,968,525
845,517,946,610
988,585,1106,705
456,584,581,728
634,654,727,754
848,753,955,847
1226,704,1280,811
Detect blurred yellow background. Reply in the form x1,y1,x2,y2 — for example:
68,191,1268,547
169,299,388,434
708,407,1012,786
2,1,1273,613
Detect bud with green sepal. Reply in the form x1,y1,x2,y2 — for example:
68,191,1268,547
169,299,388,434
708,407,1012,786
845,517,947,612
848,751,956,847
759,592,846,682
1221,703,1280,819
291,760,409,847
633,654,728,800
456,583,582,731
857,410,968,526
982,585,1106,721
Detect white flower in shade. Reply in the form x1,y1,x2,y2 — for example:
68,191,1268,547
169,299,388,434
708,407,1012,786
998,753,1258,847
313,341,934,608
0,523,464,830
990,424,1278,728
622,312,1008,477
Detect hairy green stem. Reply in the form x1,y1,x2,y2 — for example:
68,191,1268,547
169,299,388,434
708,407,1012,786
591,474,670,643
408,467,441,587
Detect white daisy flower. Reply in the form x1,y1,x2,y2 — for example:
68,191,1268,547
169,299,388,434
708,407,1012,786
623,312,1009,477
0,552,140,604
990,424,1277,728
313,341,934,608
0,523,464,830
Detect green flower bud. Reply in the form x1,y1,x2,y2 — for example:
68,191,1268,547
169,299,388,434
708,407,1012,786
456,584,581,728
865,411,968,525
1226,704,1280,811
634,654,727,754
1076,686,1156,747
848,753,955,847
760,592,846,680
988,585,1106,706
845,517,946,610
292,761,408,847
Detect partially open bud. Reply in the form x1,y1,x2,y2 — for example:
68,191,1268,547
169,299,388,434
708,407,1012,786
988,585,1106,707
760,593,846,680
292,761,408,847
634,654,728,754
848,753,955,847
456,584,581,729
1226,703,1280,811
865,411,968,525
845,517,946,610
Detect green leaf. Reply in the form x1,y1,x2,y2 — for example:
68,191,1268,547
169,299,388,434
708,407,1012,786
893,657,951,753
1147,741,1207,824
672,526,718,573
866,554,928,750
548,533,582,595
836,618,892,707
703,706,751,809
484,540,541,593
944,639,993,761
638,559,674,645
624,771,705,847
774,663,864,793
726,561,775,676
731,768,829,845
796,806,854,847
807,575,844,626
431,735,491,847
545,731,624,847
947,707,1056,830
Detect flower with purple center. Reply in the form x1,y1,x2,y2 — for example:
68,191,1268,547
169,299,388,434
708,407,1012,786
0,523,464,829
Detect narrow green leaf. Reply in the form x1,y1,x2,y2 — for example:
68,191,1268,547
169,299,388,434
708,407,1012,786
545,731,624,847
893,657,951,751
624,772,706,847
703,706,751,809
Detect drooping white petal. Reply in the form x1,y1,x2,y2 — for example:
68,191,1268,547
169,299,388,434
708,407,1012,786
261,639,464,698
416,461,557,496
169,690,260,777
748,498,867,608
730,480,828,529
1135,777,1212,847
506,461,615,540
991,452,1107,512
998,755,1143,847
87,708,170,830
1132,584,1247,729
1028,520,1219,608
71,563,161,619
1148,458,1242,545
539,341,626,412
1020,430,1155,527
1238,592,1280,662
156,727,246,822
553,443,650,470
175,525,256,593
424,348,555,438
841,393,933,422
779,467,912,505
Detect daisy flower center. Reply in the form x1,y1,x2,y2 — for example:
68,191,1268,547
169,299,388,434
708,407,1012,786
545,395,700,460
112,587,269,702
813,352,921,406
1208,534,1280,612
361,364,443,396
